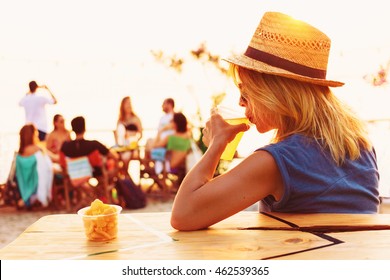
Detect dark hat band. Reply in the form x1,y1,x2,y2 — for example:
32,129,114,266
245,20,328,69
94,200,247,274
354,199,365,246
244,46,327,79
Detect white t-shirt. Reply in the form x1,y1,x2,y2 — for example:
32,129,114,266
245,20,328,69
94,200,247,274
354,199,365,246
158,112,174,139
19,94,55,133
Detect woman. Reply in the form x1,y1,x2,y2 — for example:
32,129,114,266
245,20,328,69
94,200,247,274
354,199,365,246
116,96,143,145
171,12,380,231
45,114,71,162
152,112,191,174
16,124,53,208
115,96,143,177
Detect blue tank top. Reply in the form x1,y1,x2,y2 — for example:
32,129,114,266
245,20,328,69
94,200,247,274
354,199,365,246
258,134,380,213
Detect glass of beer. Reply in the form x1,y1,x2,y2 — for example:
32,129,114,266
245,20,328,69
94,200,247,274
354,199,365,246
216,105,249,161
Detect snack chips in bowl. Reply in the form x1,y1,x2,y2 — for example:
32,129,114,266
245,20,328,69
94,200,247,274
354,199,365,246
78,199,122,241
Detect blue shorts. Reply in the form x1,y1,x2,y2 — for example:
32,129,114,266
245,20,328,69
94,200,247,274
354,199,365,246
151,148,166,161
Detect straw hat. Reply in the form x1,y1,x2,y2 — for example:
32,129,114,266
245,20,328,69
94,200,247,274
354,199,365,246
224,12,344,87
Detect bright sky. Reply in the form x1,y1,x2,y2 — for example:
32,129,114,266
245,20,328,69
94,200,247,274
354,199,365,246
1,0,390,134
1,0,388,56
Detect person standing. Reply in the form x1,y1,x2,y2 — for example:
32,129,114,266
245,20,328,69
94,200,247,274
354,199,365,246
19,81,57,141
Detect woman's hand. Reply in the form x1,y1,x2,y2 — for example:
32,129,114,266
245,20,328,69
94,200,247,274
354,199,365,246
202,111,249,148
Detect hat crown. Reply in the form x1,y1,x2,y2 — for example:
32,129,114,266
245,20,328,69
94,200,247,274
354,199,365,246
224,11,343,87
250,12,331,71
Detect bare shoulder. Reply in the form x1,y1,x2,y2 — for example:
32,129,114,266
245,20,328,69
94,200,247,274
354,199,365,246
226,150,284,201
22,145,40,157
231,150,279,177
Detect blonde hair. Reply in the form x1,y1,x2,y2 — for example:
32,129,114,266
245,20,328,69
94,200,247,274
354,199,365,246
230,64,372,164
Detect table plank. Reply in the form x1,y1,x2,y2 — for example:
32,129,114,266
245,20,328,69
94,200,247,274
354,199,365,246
275,230,390,260
265,213,390,230
0,212,332,260
90,230,329,260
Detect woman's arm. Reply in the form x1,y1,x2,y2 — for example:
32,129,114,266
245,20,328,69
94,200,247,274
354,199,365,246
136,117,143,140
159,122,174,133
115,123,126,146
170,114,283,231
45,133,54,153
152,131,168,148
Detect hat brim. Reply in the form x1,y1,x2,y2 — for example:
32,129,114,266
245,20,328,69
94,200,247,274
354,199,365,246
224,54,344,87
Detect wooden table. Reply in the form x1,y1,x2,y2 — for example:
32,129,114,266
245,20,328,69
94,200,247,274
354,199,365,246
1,211,390,260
